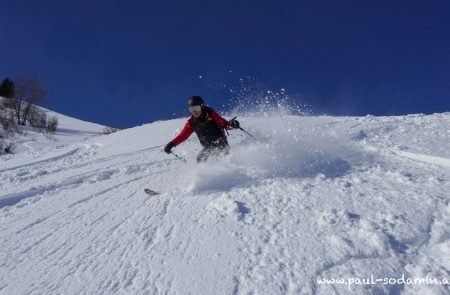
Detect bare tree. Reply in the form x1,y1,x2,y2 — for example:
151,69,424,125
46,116,58,134
1,94,18,137
6,75,48,126
22,78,48,125
27,105,47,129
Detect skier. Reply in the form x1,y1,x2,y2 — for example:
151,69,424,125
164,96,240,162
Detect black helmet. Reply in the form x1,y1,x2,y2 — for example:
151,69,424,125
188,96,204,107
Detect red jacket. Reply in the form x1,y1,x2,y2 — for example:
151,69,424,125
171,110,230,146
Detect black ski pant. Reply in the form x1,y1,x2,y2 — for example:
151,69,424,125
196,142,230,162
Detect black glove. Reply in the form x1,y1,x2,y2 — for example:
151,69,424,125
228,119,240,129
164,142,175,154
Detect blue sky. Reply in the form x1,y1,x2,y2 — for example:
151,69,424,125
1,0,449,127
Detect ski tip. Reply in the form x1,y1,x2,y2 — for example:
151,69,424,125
144,188,159,196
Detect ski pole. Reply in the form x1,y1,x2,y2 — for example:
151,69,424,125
238,127,256,138
229,116,256,138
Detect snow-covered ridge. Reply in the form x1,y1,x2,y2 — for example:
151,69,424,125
0,111,449,294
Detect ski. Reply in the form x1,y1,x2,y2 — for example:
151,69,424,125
144,188,160,196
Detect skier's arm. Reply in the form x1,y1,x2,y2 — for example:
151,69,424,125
171,120,194,146
211,112,232,130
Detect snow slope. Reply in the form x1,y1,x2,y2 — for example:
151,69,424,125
0,111,449,294
0,104,104,170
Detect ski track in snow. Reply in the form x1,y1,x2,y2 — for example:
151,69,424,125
1,113,449,294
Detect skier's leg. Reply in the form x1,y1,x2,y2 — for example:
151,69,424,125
222,143,230,155
215,140,230,156
197,147,212,162
209,144,230,160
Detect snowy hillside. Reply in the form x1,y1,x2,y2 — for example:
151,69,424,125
0,111,449,294
0,104,104,168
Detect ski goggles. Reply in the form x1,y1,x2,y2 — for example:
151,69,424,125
188,105,202,112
